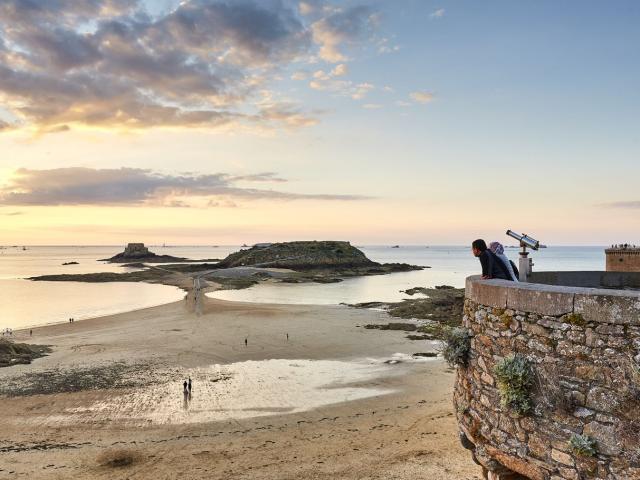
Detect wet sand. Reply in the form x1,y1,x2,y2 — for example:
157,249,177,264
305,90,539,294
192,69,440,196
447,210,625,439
0,294,479,479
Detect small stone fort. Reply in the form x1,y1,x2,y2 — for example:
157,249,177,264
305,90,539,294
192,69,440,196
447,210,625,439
454,248,640,480
122,243,150,257
606,244,640,272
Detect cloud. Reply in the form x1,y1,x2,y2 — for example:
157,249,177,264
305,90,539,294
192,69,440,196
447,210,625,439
1,211,24,216
0,168,371,207
331,63,348,77
291,70,309,81
0,0,380,133
306,63,372,101
430,8,445,19
362,103,382,109
311,5,377,62
377,37,399,54
352,82,374,100
599,201,640,209
410,91,435,104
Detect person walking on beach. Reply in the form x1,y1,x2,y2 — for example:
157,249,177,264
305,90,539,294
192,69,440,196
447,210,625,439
286,333,289,341
489,241,519,281
244,337,248,347
183,381,189,409
30,329,32,337
472,239,512,280
188,377,192,393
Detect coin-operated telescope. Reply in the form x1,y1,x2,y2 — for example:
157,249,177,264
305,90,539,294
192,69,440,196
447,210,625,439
506,230,540,282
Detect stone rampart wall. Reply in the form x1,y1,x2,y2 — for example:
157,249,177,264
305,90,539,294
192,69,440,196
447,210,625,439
454,276,640,480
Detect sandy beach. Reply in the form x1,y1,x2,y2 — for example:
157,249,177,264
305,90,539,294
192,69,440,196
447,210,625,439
0,291,479,479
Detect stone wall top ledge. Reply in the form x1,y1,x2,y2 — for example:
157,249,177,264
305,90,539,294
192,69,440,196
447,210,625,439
466,275,640,323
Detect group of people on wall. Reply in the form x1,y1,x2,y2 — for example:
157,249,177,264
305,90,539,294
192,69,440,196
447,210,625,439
472,239,519,281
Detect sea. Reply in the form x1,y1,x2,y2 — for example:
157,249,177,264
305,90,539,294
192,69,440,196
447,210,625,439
0,245,606,330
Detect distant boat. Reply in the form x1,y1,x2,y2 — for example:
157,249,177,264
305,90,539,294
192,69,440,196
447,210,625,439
241,244,249,247
391,245,400,249
22,246,27,251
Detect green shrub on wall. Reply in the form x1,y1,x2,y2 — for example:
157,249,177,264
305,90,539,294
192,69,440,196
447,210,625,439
442,327,472,367
494,354,534,415
569,434,597,457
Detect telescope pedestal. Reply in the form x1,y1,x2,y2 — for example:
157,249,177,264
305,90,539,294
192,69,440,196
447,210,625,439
519,248,533,282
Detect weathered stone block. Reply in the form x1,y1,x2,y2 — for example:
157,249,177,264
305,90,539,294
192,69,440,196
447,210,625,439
583,421,622,455
595,324,624,335
522,322,550,337
574,291,640,326
538,318,571,330
481,372,495,386
572,407,594,419
558,467,579,480
586,387,620,412
551,449,574,466
507,286,574,316
466,277,509,308
585,329,606,348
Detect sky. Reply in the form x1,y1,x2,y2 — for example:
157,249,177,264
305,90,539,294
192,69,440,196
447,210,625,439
0,0,639,245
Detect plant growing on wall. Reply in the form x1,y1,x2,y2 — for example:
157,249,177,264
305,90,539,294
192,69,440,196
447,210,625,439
569,434,597,457
494,354,534,415
442,327,472,367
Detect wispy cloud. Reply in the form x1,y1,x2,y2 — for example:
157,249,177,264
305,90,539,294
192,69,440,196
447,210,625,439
311,5,378,62
0,168,371,207
307,65,373,101
410,91,435,104
0,0,379,133
599,201,640,209
1,211,24,216
430,8,445,19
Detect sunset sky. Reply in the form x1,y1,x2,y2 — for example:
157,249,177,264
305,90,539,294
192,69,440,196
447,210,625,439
1,0,639,245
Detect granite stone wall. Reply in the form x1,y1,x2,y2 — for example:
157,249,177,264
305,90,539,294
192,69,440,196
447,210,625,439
454,277,640,480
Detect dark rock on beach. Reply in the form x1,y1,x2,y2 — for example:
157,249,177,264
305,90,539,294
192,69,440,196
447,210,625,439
0,339,50,368
354,286,465,340
364,322,417,331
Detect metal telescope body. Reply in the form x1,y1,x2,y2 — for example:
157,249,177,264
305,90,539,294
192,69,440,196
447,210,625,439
506,230,540,282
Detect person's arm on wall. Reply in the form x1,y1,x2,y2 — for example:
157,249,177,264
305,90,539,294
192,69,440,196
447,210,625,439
479,251,491,279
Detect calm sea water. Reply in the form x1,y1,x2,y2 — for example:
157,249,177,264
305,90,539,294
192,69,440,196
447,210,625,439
210,245,607,305
0,245,236,330
0,245,605,329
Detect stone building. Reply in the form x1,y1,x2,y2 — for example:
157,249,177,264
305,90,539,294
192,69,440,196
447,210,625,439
454,271,640,480
122,243,150,257
605,245,640,272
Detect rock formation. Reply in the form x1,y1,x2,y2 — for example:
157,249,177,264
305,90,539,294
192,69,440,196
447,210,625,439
0,339,50,368
214,241,423,273
103,243,187,263
216,241,378,270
